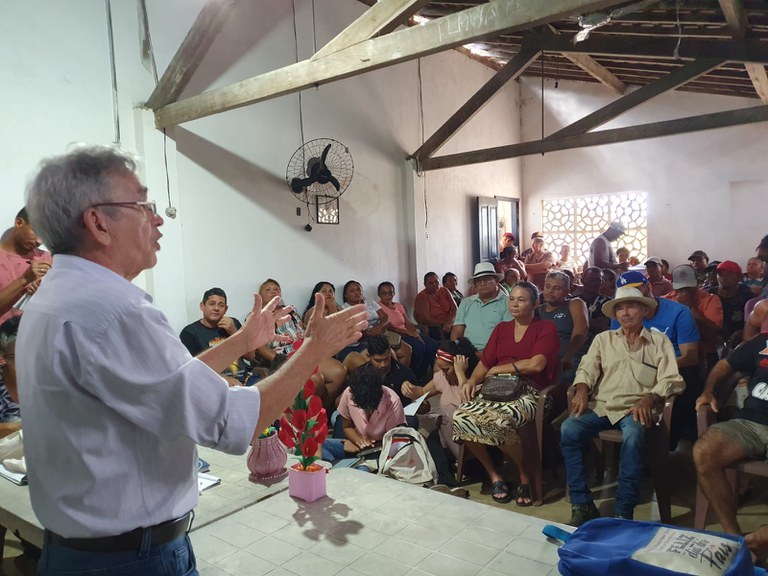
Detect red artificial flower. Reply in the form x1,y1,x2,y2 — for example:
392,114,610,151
292,409,307,432
302,379,315,400
316,409,327,429
278,421,295,448
307,395,323,417
301,436,318,458
314,425,328,444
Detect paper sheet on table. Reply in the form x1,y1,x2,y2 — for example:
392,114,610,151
403,392,428,416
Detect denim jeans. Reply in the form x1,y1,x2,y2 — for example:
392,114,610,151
561,410,647,517
38,531,197,575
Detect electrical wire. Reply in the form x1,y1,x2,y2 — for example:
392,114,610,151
417,57,428,235
673,0,683,59
105,0,121,147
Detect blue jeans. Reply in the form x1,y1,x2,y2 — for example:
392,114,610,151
38,531,197,575
561,410,647,517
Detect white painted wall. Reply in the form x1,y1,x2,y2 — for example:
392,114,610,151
3,0,521,333
145,0,522,326
519,77,768,270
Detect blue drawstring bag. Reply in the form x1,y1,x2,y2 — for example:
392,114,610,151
556,518,762,576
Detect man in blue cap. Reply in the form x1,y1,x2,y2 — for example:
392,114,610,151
613,270,700,448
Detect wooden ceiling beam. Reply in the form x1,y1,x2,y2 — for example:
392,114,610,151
146,0,239,110
551,58,726,139
419,105,768,170
546,24,625,94
154,0,624,128
718,0,748,39
314,0,431,59
528,33,768,63
411,45,540,161
745,63,768,103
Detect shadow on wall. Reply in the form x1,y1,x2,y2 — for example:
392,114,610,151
173,127,296,228
179,0,294,100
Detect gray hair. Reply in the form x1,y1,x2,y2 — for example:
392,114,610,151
545,270,570,289
26,145,138,255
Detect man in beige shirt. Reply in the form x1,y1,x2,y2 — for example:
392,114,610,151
560,286,684,526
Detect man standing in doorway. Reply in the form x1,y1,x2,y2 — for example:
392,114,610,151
18,146,367,575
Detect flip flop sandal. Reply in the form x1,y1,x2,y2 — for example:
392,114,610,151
491,480,512,504
515,483,533,507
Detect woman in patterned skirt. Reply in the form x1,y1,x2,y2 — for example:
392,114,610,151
453,282,559,505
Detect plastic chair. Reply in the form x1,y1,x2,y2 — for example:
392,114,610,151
564,387,677,523
455,364,562,506
694,403,768,530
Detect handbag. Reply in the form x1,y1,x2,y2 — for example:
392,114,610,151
481,373,526,402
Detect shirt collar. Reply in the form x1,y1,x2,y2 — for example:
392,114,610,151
52,254,152,303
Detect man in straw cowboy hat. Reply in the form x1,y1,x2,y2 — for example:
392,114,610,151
560,285,685,527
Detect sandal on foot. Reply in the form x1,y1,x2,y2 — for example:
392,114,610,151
515,483,533,507
491,481,511,504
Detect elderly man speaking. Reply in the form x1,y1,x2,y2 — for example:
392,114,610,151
560,286,684,527
17,146,367,575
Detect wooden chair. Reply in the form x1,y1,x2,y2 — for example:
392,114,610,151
694,403,768,530
455,365,562,507
564,387,677,523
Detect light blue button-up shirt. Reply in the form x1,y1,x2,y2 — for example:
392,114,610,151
18,255,261,537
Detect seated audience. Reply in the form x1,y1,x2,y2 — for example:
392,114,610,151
303,281,343,325
453,282,559,506
557,244,576,276
402,337,479,489
562,286,684,526
660,258,672,281
522,236,556,290
688,250,710,283
0,318,22,436
442,272,464,308
744,257,765,295
645,257,673,297
614,271,700,448
539,271,589,384
496,246,527,280
414,272,457,341
0,207,51,326
498,232,515,256
520,231,542,261
744,298,768,342
339,280,414,368
758,234,768,297
378,281,437,381
573,267,612,339
451,263,512,353
360,335,418,413
694,322,768,537
179,287,253,385
0,318,38,576
253,279,347,410
338,363,406,452
708,261,755,343
662,265,723,371
501,268,520,294
600,268,617,298
616,247,630,267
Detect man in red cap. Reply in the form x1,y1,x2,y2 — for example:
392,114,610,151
707,260,755,341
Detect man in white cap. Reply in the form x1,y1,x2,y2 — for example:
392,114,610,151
561,286,684,526
450,262,512,352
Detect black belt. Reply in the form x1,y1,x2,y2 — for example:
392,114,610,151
49,511,193,553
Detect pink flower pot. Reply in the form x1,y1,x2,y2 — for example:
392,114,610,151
288,463,327,502
247,430,288,484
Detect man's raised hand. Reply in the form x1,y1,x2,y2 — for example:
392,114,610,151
240,294,293,353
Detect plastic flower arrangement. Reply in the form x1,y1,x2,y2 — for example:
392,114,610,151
278,377,328,471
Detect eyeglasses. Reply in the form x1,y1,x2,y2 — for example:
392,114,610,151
379,290,395,295
92,200,158,217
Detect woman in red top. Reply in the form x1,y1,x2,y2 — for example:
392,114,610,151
453,282,559,506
